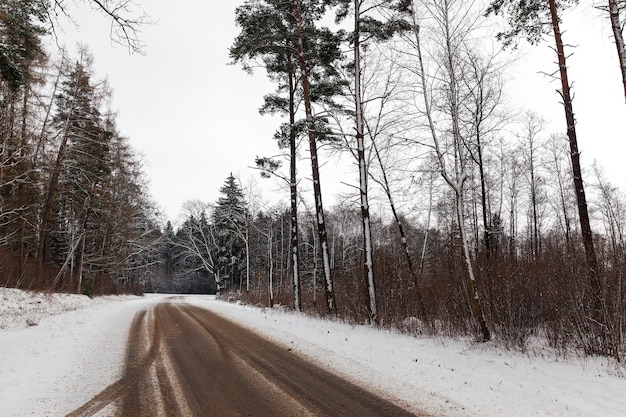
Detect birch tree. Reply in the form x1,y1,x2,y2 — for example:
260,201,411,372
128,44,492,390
405,0,491,341
329,0,411,323
349,0,378,324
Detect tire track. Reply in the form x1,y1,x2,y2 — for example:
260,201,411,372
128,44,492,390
66,308,161,417
69,299,429,417
181,304,422,417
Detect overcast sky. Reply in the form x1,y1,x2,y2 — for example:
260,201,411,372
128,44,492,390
52,1,625,222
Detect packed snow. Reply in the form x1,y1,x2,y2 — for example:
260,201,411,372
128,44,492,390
0,288,624,416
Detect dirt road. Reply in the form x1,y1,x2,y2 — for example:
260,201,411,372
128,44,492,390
67,298,424,416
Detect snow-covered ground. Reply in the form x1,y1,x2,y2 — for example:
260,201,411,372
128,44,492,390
0,288,165,417
0,288,624,416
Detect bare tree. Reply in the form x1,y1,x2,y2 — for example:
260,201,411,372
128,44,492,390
406,0,491,341
487,0,602,317
592,163,625,264
460,50,507,256
519,112,545,259
357,46,427,312
545,134,575,250
176,200,218,278
48,0,150,53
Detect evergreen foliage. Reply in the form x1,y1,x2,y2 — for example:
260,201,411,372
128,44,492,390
485,0,579,47
213,174,248,291
0,0,47,92
1,0,625,361
0,38,160,294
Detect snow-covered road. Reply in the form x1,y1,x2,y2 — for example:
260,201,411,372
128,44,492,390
1,289,625,416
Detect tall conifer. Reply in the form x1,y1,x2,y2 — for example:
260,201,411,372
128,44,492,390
231,0,344,314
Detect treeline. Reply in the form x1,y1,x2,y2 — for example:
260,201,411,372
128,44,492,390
0,1,160,294
159,167,626,360
218,0,626,361
4,0,626,361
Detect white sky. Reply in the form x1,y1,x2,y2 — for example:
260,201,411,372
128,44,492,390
51,1,625,222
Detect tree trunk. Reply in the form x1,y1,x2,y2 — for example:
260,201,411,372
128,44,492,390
476,127,491,255
548,0,600,289
75,233,87,294
608,0,626,102
371,140,418,283
288,68,302,312
17,71,31,277
411,0,491,341
268,221,274,308
549,0,619,358
293,0,336,315
38,71,81,267
418,170,433,283
38,131,70,266
455,183,491,341
354,0,377,324
245,225,250,292
74,181,96,293
528,134,539,258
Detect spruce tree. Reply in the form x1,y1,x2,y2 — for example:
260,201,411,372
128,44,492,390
213,174,248,292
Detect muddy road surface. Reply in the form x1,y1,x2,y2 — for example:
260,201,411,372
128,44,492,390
67,298,424,417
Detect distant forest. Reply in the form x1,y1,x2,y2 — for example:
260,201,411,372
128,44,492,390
2,0,626,360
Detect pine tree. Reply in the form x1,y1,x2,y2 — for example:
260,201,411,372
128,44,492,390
231,0,344,314
486,0,609,354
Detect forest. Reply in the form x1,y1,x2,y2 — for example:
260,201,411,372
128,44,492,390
2,0,626,361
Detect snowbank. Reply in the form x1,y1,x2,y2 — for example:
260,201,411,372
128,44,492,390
1,289,625,416
0,288,166,417
0,287,132,330
189,297,626,417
